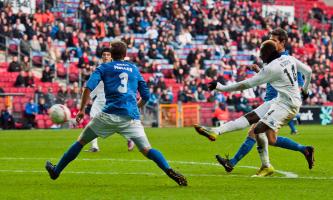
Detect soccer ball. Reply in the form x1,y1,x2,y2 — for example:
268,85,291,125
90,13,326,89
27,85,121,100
49,104,71,124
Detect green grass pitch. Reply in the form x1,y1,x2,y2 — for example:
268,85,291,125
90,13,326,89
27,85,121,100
0,125,332,200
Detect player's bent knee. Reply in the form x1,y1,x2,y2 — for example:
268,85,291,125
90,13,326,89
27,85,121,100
77,127,98,146
130,136,151,155
253,122,269,134
268,138,276,145
140,147,151,156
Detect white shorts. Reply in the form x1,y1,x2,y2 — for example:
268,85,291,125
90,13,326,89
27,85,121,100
253,101,272,119
86,112,150,149
90,101,104,118
260,101,299,131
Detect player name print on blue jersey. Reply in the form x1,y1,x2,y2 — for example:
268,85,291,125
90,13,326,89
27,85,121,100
86,60,150,120
114,64,133,72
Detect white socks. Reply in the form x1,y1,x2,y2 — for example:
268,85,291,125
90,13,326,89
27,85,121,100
256,133,270,168
213,116,250,135
91,138,99,149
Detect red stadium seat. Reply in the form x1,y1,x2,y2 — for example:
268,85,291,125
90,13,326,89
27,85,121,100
45,119,53,128
13,103,23,112
36,114,44,120
37,120,45,129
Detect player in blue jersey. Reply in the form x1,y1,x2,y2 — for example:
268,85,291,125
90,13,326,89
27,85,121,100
194,29,314,175
45,40,187,186
88,47,135,152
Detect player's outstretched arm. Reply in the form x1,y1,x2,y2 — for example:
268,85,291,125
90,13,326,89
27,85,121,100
294,58,312,93
213,67,274,92
137,72,150,108
76,88,91,123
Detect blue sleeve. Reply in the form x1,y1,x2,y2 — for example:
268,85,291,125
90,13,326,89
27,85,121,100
297,72,304,87
34,104,38,113
86,66,103,91
137,72,150,102
25,104,30,114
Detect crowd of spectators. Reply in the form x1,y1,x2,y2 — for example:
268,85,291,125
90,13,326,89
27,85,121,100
0,0,333,126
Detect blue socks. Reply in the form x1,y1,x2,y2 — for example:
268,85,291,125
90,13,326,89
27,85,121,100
274,136,306,153
147,148,170,172
230,137,256,166
229,135,306,167
55,141,83,175
288,120,297,133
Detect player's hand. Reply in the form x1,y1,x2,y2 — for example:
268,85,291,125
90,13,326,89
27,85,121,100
247,64,260,73
208,81,217,91
76,110,85,124
301,89,309,101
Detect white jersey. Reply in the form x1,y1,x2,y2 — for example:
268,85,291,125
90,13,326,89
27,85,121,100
216,55,312,108
90,81,106,117
90,81,106,103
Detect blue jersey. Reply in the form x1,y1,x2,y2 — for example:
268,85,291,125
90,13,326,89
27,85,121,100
86,61,150,120
264,51,304,101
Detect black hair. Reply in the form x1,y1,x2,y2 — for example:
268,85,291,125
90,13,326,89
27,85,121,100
260,40,281,64
101,47,111,54
270,28,288,43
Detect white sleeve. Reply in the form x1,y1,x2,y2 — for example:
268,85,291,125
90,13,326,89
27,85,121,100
90,81,103,99
294,57,312,93
216,64,276,92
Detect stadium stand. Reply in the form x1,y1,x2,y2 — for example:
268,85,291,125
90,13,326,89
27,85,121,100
0,0,332,128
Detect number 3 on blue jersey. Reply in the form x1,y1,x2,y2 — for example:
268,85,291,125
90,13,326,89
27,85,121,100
117,72,128,93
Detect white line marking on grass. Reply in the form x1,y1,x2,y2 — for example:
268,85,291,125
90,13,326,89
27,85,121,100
0,157,303,179
0,169,332,180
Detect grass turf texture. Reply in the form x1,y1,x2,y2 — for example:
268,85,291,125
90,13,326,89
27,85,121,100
0,125,332,200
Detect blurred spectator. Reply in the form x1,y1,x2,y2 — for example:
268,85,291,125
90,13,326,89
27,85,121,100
233,95,252,113
212,103,229,127
146,87,159,114
30,35,41,52
185,86,195,102
177,86,187,103
310,3,324,21
21,56,31,71
147,43,161,59
45,87,56,108
0,107,15,129
20,34,31,56
35,85,45,103
177,28,192,46
173,60,184,83
24,71,35,87
56,85,67,104
41,66,54,82
24,98,38,128
156,77,167,90
14,71,26,87
198,79,209,91
78,52,90,68
0,87,4,93
205,65,218,78
69,82,81,105
145,25,159,40
8,56,21,72
160,89,172,104
38,97,48,114
194,87,207,102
